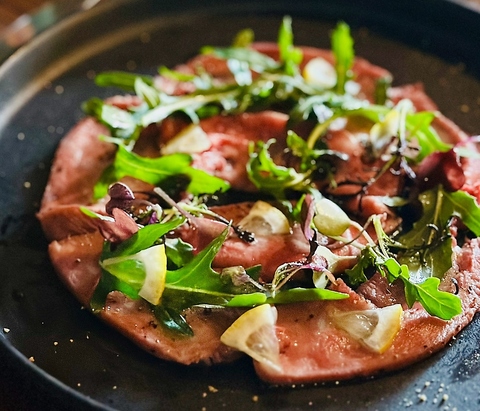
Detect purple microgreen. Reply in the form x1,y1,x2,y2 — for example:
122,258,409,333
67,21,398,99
106,182,135,215
80,206,139,244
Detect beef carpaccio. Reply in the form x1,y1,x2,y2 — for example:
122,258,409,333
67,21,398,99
37,18,480,384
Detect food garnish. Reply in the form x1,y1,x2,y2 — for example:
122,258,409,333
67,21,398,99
38,15,480,384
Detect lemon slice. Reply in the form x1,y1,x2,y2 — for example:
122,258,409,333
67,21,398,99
329,304,403,353
220,304,281,371
160,124,212,155
101,244,167,305
313,197,352,237
303,57,337,88
238,201,290,236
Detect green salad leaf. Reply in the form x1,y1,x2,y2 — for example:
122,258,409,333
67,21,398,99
383,259,462,320
331,21,354,94
247,139,311,199
94,71,154,92
93,145,230,199
396,186,480,280
90,217,185,311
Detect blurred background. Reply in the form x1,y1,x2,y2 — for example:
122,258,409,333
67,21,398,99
0,0,47,30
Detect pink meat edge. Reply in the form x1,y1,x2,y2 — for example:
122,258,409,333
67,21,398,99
48,231,245,365
253,238,480,385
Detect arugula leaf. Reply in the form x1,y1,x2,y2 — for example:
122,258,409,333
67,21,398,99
83,97,140,142
94,71,154,92
383,258,461,320
134,77,160,108
406,111,451,161
153,305,194,337
344,247,374,286
303,103,450,160
90,268,140,312
103,217,185,259
444,189,480,235
287,130,346,175
203,46,278,74
278,16,303,76
140,85,240,126
232,28,255,47
397,187,480,282
331,21,354,94
407,277,462,320
345,211,462,320
165,237,194,268
267,287,348,304
90,218,185,310
163,227,239,308
247,139,310,199
93,145,229,199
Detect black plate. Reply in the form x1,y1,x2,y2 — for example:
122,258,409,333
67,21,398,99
1,0,480,409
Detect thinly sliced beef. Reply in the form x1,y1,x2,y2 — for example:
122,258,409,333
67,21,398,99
40,117,115,209
38,39,480,385
49,230,243,365
38,204,101,242
178,217,310,282
165,111,289,191
100,293,242,365
255,239,480,384
49,231,104,306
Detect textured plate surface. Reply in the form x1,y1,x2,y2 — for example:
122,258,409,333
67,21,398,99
1,0,480,410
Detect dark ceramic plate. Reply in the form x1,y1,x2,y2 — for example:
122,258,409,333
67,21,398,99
1,0,480,409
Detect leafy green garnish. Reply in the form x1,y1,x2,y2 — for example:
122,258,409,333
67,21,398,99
396,186,480,280
93,144,229,199
383,259,462,320
83,97,141,143
267,287,348,304
345,214,462,320
247,139,310,199
303,103,450,161
165,237,194,269
331,21,354,94
232,27,255,47
203,46,278,74
94,71,154,92
90,217,185,311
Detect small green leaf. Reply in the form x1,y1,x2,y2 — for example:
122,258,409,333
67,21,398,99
382,258,461,320
445,189,480,236
134,77,160,108
331,22,354,94
226,293,268,307
205,47,278,73
95,71,154,92
403,277,462,320
397,187,480,283
247,139,310,199
278,16,303,76
165,237,194,268
406,111,450,161
103,217,185,259
267,287,349,304
232,28,255,47
345,247,374,286
83,97,140,141
93,145,230,199
153,305,194,337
